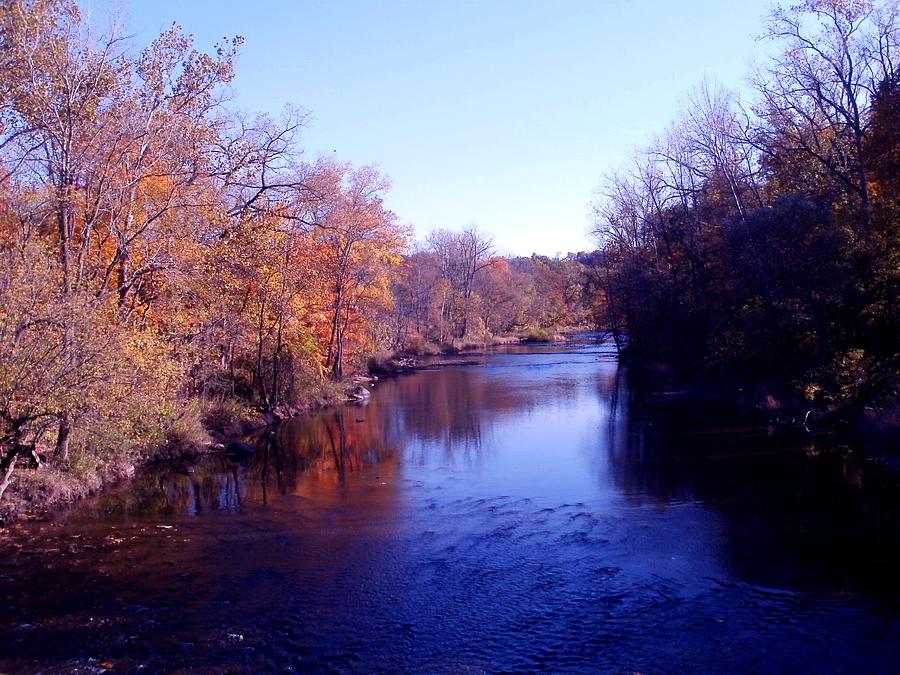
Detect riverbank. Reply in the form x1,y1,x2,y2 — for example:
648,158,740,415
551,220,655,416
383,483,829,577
0,330,608,525
0,329,592,525
0,378,367,526
368,327,587,377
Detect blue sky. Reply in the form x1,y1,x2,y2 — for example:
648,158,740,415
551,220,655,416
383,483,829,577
112,0,773,256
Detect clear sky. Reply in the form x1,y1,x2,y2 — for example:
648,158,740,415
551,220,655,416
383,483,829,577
111,0,773,256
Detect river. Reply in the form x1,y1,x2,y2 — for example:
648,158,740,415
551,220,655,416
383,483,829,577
2,336,899,673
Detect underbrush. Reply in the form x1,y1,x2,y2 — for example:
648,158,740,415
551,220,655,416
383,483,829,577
0,449,138,525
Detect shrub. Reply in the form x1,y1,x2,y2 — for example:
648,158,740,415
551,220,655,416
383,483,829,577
524,328,551,342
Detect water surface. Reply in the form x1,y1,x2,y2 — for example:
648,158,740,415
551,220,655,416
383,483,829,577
2,337,899,672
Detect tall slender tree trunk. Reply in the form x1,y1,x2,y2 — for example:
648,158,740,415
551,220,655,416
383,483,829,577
117,248,130,306
228,339,236,397
57,180,74,295
255,295,270,406
271,314,283,409
327,284,344,378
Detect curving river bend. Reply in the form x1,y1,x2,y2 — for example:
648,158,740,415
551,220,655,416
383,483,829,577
2,337,900,672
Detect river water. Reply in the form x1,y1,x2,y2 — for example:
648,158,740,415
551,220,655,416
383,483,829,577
2,337,900,673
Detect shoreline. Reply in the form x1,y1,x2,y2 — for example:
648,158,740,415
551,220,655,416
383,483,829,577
368,327,592,377
0,380,356,527
0,329,588,526
11,330,890,528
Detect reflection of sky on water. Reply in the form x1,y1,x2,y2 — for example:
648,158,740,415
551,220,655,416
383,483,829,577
379,347,616,503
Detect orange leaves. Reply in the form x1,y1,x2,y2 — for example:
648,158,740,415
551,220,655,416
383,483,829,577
303,163,409,377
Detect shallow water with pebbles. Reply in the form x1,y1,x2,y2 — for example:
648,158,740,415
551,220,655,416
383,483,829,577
2,337,900,672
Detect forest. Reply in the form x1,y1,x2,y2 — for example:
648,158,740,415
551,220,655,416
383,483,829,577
591,0,899,424
0,0,590,510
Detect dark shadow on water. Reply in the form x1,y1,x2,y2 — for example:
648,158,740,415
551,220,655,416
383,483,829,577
603,366,900,597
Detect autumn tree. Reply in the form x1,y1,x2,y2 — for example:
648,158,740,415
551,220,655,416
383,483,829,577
426,226,495,338
0,241,179,499
388,249,443,349
311,164,407,378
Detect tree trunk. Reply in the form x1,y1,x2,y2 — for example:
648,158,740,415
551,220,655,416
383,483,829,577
229,339,236,397
255,295,270,407
117,247,130,306
0,448,20,501
326,285,343,376
55,416,71,464
271,314,283,409
57,182,73,295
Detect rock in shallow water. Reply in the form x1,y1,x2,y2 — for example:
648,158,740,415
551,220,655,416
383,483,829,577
348,384,371,400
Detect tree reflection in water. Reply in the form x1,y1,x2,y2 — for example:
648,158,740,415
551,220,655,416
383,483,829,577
52,340,900,599
602,366,900,596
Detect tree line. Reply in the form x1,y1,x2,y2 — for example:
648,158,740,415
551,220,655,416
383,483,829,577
0,0,589,504
590,0,899,419
391,228,590,350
